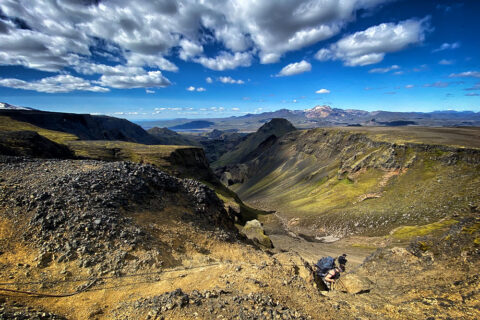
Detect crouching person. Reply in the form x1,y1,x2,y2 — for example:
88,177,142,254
323,267,341,290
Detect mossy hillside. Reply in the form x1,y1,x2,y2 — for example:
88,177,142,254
390,219,459,240
0,115,78,144
235,128,480,237
341,126,480,149
67,140,186,168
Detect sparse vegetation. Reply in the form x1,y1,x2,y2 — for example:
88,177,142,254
390,219,458,240
0,115,78,144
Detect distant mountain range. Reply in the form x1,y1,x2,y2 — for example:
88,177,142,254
138,105,480,132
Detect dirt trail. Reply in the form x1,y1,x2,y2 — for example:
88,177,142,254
261,213,376,269
269,234,372,268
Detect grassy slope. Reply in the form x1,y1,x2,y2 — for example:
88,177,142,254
67,140,186,167
0,115,78,144
343,126,480,149
234,127,480,236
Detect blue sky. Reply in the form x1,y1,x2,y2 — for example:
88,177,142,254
0,0,479,120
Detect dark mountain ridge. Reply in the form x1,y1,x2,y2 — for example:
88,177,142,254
147,127,199,146
213,118,297,167
0,108,159,144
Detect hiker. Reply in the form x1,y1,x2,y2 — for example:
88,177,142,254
323,267,341,290
338,253,347,272
313,256,341,291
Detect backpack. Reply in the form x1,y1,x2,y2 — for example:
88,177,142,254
315,256,335,276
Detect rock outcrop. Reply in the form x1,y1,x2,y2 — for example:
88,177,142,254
241,219,273,248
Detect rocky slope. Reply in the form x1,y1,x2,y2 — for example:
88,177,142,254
0,156,336,319
0,157,236,275
221,127,480,237
338,215,480,319
0,157,479,319
1,156,478,319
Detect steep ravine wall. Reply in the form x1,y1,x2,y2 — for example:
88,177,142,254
226,128,480,237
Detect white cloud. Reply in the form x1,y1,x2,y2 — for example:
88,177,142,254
432,42,460,53
369,65,400,73
218,0,393,63
439,59,454,65
74,62,143,76
231,107,240,111
316,88,330,94
405,84,414,88
315,18,429,66
276,60,311,77
0,29,86,72
449,71,480,78
146,89,155,94
195,51,252,71
218,76,244,84
186,86,206,92
0,0,397,78
96,71,171,89
179,39,203,61
0,74,109,93
206,77,213,83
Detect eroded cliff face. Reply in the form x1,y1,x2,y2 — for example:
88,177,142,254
224,128,480,237
166,147,217,182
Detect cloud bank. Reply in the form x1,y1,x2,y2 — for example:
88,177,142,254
315,18,429,66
